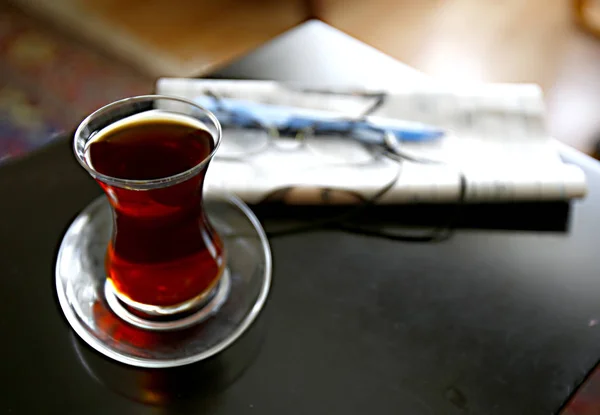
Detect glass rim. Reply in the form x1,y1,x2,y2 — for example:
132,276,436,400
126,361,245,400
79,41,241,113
74,94,222,190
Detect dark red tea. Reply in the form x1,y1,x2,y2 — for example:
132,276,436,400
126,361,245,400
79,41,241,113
86,116,224,307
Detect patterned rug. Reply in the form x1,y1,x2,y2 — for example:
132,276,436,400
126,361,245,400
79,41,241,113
0,3,153,163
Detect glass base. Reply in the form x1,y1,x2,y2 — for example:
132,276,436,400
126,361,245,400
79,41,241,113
56,193,271,368
104,268,231,331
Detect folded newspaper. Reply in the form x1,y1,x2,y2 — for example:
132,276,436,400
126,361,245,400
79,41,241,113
156,78,587,204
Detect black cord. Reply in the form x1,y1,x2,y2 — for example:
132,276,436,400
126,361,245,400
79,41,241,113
335,170,466,243
265,148,467,242
264,159,403,237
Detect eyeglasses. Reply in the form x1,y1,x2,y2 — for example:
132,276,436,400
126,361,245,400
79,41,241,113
203,90,443,165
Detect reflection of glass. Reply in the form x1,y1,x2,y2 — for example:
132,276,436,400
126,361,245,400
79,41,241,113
71,295,265,406
74,96,224,318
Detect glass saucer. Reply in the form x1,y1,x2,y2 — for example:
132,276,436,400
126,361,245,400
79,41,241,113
56,193,271,368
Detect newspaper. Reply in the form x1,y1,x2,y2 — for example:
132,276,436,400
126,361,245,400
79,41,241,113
156,78,587,204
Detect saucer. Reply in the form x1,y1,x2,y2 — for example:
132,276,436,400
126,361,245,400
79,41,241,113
56,194,271,368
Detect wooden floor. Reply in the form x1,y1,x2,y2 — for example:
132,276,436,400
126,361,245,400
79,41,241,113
10,0,600,152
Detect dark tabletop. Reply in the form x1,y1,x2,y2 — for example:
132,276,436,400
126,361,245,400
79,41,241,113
2,20,600,415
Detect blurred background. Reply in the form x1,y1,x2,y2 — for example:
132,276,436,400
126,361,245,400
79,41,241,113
2,0,600,162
